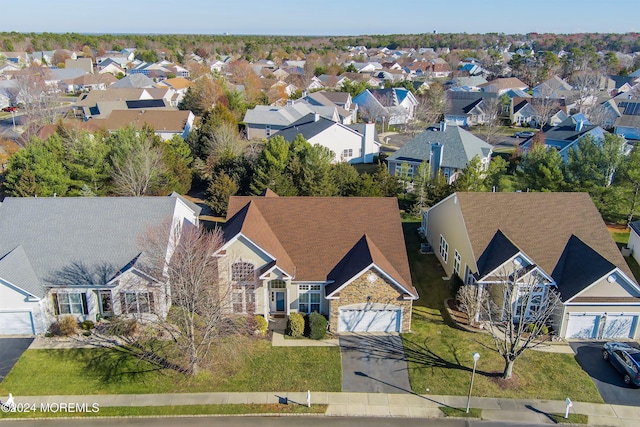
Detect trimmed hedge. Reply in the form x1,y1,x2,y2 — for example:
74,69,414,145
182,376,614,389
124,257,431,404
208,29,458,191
307,312,327,340
286,312,305,338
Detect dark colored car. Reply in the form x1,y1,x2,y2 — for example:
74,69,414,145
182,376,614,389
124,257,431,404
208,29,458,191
603,342,640,387
514,131,535,138
2,106,17,112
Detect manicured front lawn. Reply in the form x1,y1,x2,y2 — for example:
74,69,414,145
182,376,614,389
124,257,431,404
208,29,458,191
402,220,603,403
0,338,341,395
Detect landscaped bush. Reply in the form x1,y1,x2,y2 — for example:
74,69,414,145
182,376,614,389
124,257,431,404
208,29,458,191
307,312,327,340
81,320,95,331
254,315,268,336
58,315,78,336
286,312,305,338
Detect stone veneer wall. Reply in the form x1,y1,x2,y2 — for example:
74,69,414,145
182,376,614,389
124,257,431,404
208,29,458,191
328,268,413,332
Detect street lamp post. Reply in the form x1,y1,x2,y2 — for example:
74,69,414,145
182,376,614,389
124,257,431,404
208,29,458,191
466,352,480,413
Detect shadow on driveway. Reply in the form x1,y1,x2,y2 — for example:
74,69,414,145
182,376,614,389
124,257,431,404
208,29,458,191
339,334,412,393
0,338,34,381
570,341,640,406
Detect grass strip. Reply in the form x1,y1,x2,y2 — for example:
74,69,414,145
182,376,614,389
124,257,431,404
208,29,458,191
0,404,327,419
439,407,482,418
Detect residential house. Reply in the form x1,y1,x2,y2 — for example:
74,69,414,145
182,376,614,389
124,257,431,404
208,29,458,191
445,91,499,126
59,73,117,93
353,88,418,125
0,194,200,335
96,59,126,76
297,90,358,124
219,193,418,333
510,97,569,128
613,97,640,141
110,74,155,88
479,77,528,95
74,87,176,119
90,109,195,140
65,58,94,74
243,102,340,140
426,58,452,78
387,123,492,184
628,221,640,267
519,114,609,162
532,76,572,98
423,192,640,340
273,115,379,164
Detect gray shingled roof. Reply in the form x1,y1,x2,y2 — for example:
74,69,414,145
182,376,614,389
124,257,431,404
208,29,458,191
387,125,492,169
0,196,187,295
110,74,154,88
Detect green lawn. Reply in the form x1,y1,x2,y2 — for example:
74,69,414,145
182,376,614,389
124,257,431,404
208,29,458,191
0,338,341,395
0,404,327,419
402,221,603,403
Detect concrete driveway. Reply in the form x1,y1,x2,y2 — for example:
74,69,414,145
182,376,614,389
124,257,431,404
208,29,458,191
570,341,640,406
339,334,412,393
0,337,33,381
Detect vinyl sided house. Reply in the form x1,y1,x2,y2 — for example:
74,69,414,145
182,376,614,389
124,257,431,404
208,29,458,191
0,195,200,335
423,192,640,340
218,193,418,333
272,116,379,164
387,123,492,184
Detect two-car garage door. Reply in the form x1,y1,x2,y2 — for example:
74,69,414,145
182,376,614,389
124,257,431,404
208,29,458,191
0,311,35,335
566,313,638,339
338,306,401,333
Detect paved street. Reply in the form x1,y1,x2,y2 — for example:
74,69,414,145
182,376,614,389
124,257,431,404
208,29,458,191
339,334,412,393
570,341,640,406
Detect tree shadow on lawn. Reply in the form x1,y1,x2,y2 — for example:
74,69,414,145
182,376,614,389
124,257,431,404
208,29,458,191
71,335,188,386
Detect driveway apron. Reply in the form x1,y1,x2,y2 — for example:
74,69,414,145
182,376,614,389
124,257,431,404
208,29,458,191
339,334,412,393
570,341,640,406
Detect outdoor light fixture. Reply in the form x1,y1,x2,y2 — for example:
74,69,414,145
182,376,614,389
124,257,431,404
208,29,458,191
466,352,480,413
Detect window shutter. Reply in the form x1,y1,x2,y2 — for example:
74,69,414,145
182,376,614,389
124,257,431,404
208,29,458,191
120,292,127,314
149,292,155,314
52,293,60,315
81,293,89,315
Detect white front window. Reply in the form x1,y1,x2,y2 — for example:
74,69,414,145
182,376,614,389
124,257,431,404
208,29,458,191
341,148,353,160
121,291,153,314
298,284,321,314
232,261,256,314
439,235,449,263
453,250,461,276
54,292,87,315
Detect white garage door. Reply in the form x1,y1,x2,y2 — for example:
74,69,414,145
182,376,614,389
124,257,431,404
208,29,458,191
566,314,599,339
602,314,637,339
0,311,35,335
339,308,401,333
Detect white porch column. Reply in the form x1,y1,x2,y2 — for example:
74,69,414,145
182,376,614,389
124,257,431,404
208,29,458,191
286,287,290,316
263,284,268,319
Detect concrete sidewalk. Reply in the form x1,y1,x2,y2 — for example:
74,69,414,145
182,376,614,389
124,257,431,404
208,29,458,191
6,392,639,426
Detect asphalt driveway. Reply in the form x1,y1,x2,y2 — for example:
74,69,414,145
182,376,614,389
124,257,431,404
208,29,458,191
570,341,640,406
0,337,33,381
339,334,412,393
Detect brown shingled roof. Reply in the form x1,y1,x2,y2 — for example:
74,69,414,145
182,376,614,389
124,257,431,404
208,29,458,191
91,109,191,132
455,192,634,282
226,196,413,292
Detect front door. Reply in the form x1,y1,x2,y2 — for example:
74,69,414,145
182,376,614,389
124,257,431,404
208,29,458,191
276,292,285,312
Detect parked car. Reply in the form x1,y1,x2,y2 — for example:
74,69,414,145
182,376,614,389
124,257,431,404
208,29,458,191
514,131,535,138
2,106,17,112
602,342,640,387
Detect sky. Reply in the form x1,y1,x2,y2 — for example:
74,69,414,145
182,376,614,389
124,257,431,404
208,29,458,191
3,0,639,36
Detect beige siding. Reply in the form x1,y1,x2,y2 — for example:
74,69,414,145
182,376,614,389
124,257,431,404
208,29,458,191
425,195,476,280
578,274,640,298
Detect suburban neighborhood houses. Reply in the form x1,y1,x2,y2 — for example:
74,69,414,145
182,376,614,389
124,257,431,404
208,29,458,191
2,25,640,423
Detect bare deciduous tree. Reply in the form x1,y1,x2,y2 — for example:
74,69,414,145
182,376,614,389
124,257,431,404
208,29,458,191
456,284,482,327
139,221,242,375
478,265,562,379
111,133,165,196
476,97,503,144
